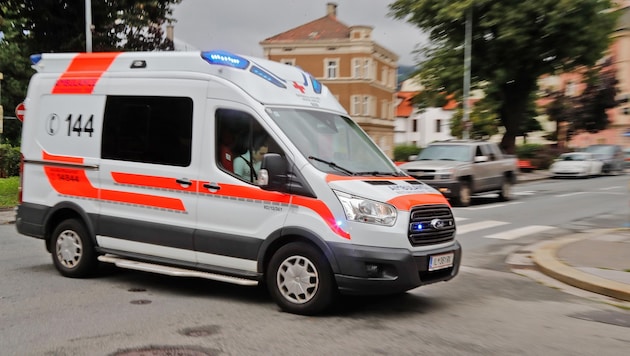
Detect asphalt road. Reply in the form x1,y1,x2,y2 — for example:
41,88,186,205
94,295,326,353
2,175,630,355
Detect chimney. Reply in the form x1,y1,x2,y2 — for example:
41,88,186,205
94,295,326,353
327,2,337,17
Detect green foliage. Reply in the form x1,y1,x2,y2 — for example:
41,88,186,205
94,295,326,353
515,144,545,159
0,143,20,177
393,145,421,161
389,0,618,153
0,176,19,208
515,143,560,169
449,101,500,139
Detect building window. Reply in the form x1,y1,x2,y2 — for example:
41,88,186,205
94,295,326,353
353,58,362,78
412,119,418,132
352,96,361,115
362,96,370,116
363,59,371,79
435,119,442,133
325,59,339,79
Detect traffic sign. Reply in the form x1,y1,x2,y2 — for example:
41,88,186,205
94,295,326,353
15,102,25,122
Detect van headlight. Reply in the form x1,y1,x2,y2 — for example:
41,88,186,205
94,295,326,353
333,190,397,226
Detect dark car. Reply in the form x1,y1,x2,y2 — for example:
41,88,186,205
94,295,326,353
584,144,625,175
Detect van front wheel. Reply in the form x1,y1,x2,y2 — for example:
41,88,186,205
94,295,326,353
266,242,337,315
51,218,97,278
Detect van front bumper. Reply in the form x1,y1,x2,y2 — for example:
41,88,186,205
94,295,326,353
329,241,461,295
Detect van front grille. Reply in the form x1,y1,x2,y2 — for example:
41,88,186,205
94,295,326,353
408,204,456,246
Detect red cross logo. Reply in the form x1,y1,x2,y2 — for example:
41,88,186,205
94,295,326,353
293,81,305,94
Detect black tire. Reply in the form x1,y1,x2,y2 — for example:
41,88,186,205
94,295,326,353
266,242,337,315
498,177,512,201
453,181,471,207
50,218,97,278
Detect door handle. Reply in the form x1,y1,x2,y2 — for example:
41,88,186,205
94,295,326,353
203,183,221,190
176,178,192,187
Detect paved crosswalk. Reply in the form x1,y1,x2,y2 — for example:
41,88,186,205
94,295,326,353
454,217,555,240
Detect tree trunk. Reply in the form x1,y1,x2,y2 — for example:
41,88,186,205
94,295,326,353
499,78,536,154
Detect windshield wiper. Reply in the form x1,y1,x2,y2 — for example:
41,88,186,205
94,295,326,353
308,156,355,175
352,171,401,177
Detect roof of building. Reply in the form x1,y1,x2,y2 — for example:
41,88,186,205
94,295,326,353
262,12,351,43
396,91,458,117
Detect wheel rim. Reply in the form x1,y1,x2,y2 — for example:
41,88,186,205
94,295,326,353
56,229,83,269
502,182,511,198
460,185,471,205
277,255,319,304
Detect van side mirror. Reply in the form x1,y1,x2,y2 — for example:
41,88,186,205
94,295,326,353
259,153,288,191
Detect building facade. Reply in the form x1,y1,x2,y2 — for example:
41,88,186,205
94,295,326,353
259,3,399,157
394,79,456,147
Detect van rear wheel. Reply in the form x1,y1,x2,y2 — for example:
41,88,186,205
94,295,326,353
266,242,337,315
51,218,97,278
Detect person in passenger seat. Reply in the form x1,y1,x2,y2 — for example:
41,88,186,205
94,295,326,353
233,134,269,183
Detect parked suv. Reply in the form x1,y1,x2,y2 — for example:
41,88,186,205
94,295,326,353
398,140,518,206
583,144,625,175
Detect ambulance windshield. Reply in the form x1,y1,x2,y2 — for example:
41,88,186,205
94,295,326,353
266,108,401,176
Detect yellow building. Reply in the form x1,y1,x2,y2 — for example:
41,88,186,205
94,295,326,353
259,3,399,157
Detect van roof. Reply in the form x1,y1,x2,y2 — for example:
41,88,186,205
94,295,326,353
30,50,346,112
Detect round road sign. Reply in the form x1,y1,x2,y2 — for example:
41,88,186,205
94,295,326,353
15,102,26,122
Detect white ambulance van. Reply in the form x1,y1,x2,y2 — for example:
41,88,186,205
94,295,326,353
16,50,461,315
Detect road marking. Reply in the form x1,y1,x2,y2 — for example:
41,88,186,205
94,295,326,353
599,186,621,191
485,225,554,240
513,190,536,195
554,192,589,198
467,201,523,210
457,220,508,235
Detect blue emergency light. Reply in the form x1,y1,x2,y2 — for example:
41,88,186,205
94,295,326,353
250,66,286,89
410,222,424,232
201,50,249,69
30,54,43,65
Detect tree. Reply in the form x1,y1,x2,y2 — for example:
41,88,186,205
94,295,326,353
545,58,619,146
0,0,180,144
389,0,618,153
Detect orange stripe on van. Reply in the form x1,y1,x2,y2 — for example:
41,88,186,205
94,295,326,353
200,182,350,239
112,172,197,192
387,193,451,211
52,53,121,94
43,151,84,164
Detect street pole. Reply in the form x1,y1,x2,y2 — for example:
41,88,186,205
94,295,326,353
462,7,472,139
85,0,92,52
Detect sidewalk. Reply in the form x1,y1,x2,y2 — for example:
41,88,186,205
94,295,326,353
2,170,629,302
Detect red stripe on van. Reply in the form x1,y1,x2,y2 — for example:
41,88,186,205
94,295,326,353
42,152,186,211
387,193,451,211
200,182,350,239
325,174,413,183
52,53,121,94
43,151,84,164
112,172,198,192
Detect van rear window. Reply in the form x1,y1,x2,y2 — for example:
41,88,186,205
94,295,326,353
102,96,193,166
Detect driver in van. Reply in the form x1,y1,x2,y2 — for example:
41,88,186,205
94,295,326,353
233,134,269,183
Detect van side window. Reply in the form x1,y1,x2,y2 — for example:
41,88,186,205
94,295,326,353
102,96,193,166
216,109,282,184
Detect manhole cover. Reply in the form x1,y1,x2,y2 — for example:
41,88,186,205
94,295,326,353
180,325,221,337
130,299,152,305
128,288,147,292
112,345,220,356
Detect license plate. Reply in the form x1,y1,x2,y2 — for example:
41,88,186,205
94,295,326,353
429,253,454,271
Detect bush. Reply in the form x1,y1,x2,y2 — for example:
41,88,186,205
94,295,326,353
0,144,21,178
515,144,560,170
394,144,421,162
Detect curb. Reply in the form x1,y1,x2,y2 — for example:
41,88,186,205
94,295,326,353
532,231,630,302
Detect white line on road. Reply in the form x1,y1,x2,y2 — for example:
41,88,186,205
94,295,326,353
554,192,589,198
457,220,508,235
466,201,523,210
599,186,621,191
485,225,554,240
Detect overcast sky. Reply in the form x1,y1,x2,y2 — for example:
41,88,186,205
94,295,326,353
170,0,427,66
